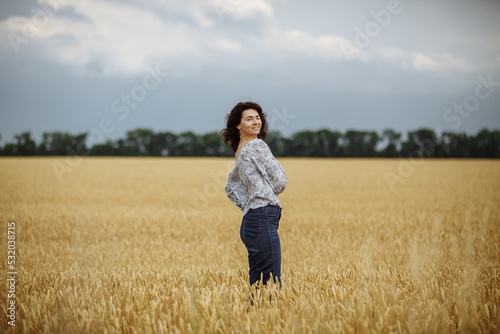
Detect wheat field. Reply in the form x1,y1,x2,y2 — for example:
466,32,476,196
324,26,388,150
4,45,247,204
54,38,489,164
0,157,499,333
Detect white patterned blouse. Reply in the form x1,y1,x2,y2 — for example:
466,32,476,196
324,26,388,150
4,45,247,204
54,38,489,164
225,138,287,217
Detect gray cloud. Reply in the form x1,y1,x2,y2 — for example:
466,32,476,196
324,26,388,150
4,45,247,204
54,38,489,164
0,0,499,145
0,0,39,20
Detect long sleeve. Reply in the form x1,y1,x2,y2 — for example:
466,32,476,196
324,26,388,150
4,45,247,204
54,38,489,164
225,183,244,210
248,140,287,195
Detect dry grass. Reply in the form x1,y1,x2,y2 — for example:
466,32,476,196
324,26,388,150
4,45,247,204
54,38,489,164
0,157,499,333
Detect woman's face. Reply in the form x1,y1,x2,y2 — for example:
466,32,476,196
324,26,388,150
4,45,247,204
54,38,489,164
237,109,261,137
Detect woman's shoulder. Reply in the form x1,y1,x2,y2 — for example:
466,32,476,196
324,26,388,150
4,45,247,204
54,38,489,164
244,139,271,157
247,138,268,149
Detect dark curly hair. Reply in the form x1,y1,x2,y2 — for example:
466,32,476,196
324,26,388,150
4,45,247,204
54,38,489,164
220,101,269,153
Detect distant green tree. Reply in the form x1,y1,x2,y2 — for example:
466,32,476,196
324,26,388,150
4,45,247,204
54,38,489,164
200,132,229,156
125,128,155,156
439,132,470,157
2,127,499,158
177,131,200,156
470,128,500,158
400,128,437,158
381,129,401,157
113,139,127,156
13,132,37,155
73,133,89,155
2,143,17,156
266,131,297,157
266,131,285,156
316,129,343,157
89,140,116,156
343,130,380,157
289,130,317,157
287,129,348,157
154,131,178,156
37,131,87,155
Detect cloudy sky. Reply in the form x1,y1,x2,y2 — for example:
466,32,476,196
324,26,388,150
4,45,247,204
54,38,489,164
0,0,499,145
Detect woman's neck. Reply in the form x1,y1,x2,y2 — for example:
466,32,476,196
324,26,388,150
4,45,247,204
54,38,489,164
239,134,258,147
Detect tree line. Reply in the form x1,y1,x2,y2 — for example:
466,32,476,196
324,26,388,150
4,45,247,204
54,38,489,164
0,128,499,158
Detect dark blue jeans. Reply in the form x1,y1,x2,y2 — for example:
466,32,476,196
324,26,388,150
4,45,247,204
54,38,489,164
240,204,282,287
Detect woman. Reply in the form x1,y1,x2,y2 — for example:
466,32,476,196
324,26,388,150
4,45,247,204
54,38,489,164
220,101,287,288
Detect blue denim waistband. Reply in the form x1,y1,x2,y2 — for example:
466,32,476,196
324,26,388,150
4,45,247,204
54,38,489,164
246,204,280,215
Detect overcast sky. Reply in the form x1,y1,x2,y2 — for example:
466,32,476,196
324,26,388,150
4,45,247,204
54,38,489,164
0,0,499,145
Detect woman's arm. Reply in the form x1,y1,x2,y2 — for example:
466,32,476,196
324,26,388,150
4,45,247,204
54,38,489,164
249,140,287,194
225,183,244,210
